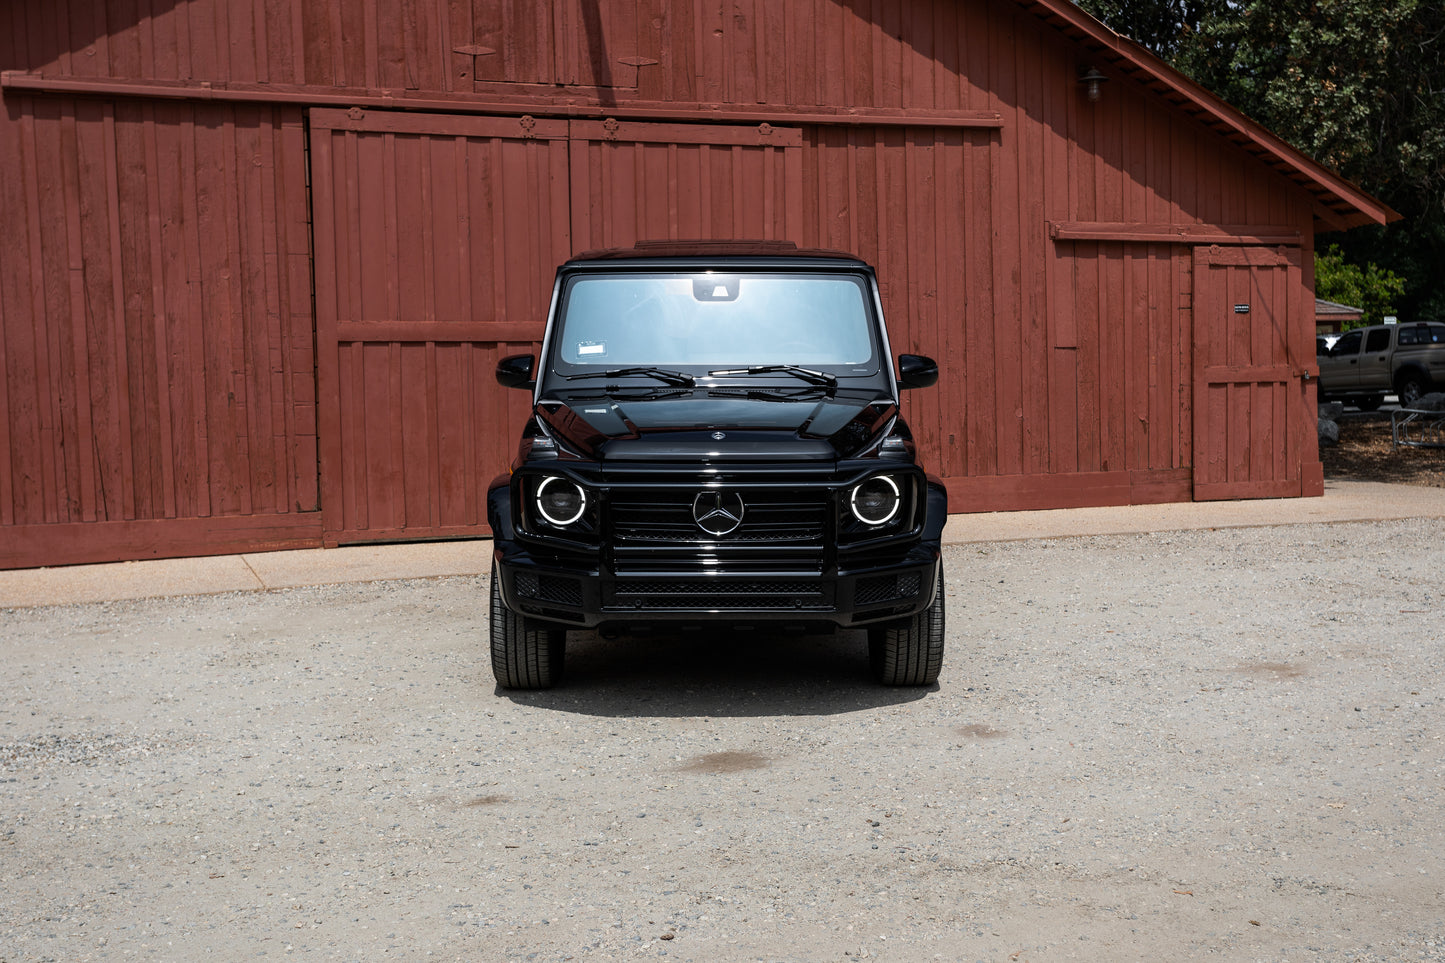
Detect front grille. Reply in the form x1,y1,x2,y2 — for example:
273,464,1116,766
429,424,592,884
611,489,828,544
609,486,830,574
605,580,834,611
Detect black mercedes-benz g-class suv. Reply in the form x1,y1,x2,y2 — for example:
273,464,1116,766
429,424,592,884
487,240,948,689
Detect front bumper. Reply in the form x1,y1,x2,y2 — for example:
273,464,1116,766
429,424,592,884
492,542,941,630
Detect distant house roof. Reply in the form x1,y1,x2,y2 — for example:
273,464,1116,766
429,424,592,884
1015,0,1398,232
1316,299,1364,317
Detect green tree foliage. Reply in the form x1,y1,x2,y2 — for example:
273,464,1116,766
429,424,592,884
1070,0,1225,57
1074,0,1445,322
1314,245,1406,327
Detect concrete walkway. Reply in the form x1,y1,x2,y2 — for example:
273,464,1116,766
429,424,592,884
3,478,1444,609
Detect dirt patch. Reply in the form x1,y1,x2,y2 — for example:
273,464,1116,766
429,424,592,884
957,724,1007,739
1322,415,1445,487
1230,661,1308,680
678,750,771,773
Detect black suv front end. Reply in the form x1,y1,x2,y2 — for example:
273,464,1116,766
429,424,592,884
486,242,947,688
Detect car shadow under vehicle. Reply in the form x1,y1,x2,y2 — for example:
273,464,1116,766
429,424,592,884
493,625,936,718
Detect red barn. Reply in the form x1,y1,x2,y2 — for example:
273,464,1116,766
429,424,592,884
0,0,1393,568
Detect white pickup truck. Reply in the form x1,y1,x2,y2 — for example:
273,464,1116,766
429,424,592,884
1316,322,1445,410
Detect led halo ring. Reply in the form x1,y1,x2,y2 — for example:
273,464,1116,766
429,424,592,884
535,475,587,526
850,475,901,526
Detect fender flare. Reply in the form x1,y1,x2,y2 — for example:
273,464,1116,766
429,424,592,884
486,473,516,542
922,473,949,542
1394,364,1432,391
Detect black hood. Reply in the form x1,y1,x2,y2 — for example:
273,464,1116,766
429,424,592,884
535,389,898,462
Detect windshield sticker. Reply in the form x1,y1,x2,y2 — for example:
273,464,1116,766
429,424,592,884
577,341,607,357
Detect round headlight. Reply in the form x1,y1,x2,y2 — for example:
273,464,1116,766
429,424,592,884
536,476,587,526
851,475,901,526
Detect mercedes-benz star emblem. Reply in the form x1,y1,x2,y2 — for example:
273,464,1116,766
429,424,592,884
692,490,745,536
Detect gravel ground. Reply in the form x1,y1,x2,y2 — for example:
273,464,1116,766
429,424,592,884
3,521,1444,962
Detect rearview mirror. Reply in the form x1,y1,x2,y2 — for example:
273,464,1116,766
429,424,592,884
897,354,938,390
496,354,536,390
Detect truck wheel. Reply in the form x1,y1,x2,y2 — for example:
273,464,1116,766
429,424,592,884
868,565,945,686
1397,373,1429,407
489,563,565,689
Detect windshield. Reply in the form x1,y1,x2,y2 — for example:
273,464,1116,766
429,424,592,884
549,272,880,375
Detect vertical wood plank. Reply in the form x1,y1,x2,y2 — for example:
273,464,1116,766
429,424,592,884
0,95,23,527
989,9,1022,477
60,101,100,521
965,122,996,477
102,102,137,519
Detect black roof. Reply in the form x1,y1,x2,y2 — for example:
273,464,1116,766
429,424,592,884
570,239,862,262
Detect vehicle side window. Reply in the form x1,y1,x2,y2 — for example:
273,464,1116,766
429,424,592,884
1365,328,1391,352
1332,330,1363,357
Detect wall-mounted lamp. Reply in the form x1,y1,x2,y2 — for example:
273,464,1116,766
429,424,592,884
1079,67,1109,102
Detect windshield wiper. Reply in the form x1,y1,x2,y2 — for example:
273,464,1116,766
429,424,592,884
563,366,696,387
707,364,837,387
708,385,828,402
554,385,692,401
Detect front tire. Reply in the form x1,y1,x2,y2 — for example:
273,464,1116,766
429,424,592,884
868,565,945,686
490,563,566,689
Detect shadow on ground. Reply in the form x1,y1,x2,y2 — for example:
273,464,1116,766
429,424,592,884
495,625,935,718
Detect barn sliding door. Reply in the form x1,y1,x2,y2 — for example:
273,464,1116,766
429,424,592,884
309,109,571,544
1192,245,1309,500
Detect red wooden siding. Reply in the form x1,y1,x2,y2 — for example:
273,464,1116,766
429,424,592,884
3,0,998,109
568,120,804,251
310,111,805,544
0,95,318,568
1,0,1355,567
798,64,1315,512
310,109,572,544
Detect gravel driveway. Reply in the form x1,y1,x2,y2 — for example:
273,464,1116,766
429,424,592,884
3,520,1443,961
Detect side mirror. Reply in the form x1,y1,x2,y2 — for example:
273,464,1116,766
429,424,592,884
496,354,536,390
897,354,938,390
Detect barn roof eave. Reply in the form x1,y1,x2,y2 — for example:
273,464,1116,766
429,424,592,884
1015,0,1400,232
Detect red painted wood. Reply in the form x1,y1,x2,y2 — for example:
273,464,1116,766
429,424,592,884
1,0,1362,566
0,99,319,567
0,514,324,569
946,467,1192,513
568,119,803,250
309,108,570,545
1192,245,1306,500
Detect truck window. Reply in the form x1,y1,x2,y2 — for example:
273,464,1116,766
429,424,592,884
1365,328,1391,352
1332,330,1362,357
